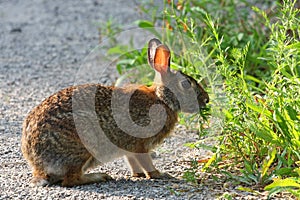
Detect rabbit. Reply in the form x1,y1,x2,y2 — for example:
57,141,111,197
21,38,209,187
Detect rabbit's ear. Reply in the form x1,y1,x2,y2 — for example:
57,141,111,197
148,38,162,68
153,44,170,75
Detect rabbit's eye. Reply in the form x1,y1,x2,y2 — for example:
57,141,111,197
181,79,191,89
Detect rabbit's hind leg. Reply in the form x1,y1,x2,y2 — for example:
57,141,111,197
61,171,112,187
30,168,50,187
30,167,62,187
61,157,112,187
61,170,112,187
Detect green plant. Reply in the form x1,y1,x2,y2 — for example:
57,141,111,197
99,0,299,198
97,18,122,46
201,0,300,198
146,0,299,198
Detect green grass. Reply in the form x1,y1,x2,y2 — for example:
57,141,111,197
99,0,300,198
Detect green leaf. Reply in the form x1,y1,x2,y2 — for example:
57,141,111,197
273,108,289,134
245,75,263,84
252,126,278,143
116,59,135,66
194,143,216,152
107,45,128,55
291,139,300,149
294,168,300,176
237,33,244,41
190,6,207,15
261,148,277,177
246,102,272,119
184,142,196,148
286,105,298,121
287,188,300,199
134,20,161,38
202,153,216,172
275,167,294,176
286,42,300,50
244,160,253,174
267,186,290,199
223,109,234,119
135,20,154,28
237,186,260,195
265,178,300,190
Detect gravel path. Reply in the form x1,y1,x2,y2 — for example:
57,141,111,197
0,1,265,199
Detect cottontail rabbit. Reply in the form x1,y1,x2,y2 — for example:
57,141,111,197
21,38,209,187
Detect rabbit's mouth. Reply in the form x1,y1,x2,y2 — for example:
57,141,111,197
200,97,209,108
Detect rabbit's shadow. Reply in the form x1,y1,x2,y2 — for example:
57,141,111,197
70,176,185,198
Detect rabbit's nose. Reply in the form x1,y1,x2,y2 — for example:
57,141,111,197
204,98,209,104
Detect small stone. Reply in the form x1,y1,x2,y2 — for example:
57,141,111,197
10,28,22,33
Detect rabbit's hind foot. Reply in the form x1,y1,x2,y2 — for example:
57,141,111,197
131,172,146,178
145,170,173,179
30,169,57,187
132,171,173,179
30,177,50,187
61,172,112,187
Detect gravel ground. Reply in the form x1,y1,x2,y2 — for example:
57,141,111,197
0,0,281,199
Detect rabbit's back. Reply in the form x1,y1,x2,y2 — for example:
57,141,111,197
21,84,178,169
